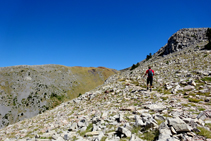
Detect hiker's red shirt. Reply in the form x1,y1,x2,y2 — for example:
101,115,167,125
146,69,154,77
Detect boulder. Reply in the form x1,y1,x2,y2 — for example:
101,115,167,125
78,120,87,128
180,81,187,85
117,126,132,138
197,111,207,120
68,122,78,131
93,131,104,141
183,85,195,90
146,103,166,112
188,80,196,86
158,122,172,141
130,134,143,141
135,117,145,127
153,114,166,121
85,131,102,136
120,106,135,111
54,137,65,141
199,89,208,93
167,117,190,132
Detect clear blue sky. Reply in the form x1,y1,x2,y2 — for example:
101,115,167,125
0,0,210,70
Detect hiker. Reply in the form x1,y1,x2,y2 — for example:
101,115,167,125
144,66,154,92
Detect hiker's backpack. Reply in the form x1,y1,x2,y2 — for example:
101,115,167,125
148,69,153,77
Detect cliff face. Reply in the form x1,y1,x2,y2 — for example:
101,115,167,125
155,28,208,56
0,65,118,128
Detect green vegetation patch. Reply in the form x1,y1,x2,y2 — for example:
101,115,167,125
182,103,189,107
101,137,107,141
120,137,131,141
201,77,211,82
65,66,119,100
156,120,164,126
205,123,211,130
78,123,93,137
161,96,168,101
155,86,171,95
131,80,139,86
196,126,211,138
188,98,202,103
141,129,159,141
131,126,142,134
49,92,66,108
198,107,206,111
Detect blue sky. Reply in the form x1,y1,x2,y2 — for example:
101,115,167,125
0,0,210,70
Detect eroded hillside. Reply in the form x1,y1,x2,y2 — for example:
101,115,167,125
0,65,118,129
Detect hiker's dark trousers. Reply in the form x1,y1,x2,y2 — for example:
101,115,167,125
147,77,153,86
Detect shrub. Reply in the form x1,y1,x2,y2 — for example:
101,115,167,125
205,28,211,50
205,43,211,50
206,28,211,43
204,54,208,57
146,53,152,61
191,34,197,39
130,62,140,70
78,93,82,97
50,93,64,101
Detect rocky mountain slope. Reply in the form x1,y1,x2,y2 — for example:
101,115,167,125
0,65,118,129
1,28,211,141
154,28,208,56
122,28,208,72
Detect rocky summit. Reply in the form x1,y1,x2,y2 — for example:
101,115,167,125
0,65,118,129
155,28,208,56
1,28,211,141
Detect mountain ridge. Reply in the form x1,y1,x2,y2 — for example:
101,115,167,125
0,65,118,129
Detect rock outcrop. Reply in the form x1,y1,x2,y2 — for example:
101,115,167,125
155,28,208,56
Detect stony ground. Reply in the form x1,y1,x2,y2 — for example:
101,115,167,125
1,44,211,141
